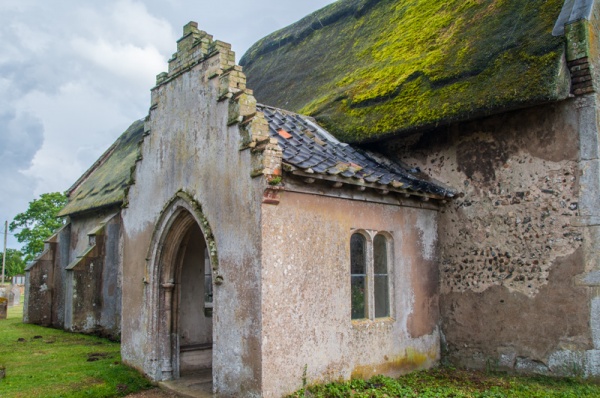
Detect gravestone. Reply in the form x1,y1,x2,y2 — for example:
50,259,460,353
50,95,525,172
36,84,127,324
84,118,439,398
11,284,20,305
0,297,7,319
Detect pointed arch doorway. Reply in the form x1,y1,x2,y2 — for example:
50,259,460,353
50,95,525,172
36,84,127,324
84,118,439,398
151,199,216,382
175,221,213,375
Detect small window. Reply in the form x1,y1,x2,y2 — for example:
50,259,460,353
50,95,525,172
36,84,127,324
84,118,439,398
350,231,392,320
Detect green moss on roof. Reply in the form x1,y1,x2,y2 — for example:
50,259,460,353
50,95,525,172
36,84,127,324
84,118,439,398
58,120,145,216
241,0,570,142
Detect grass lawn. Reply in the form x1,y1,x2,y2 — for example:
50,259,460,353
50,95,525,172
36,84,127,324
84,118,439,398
3,303,600,398
288,369,600,398
0,303,152,398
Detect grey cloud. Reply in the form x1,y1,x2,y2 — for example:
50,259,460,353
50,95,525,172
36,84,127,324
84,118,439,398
0,111,44,169
0,0,335,252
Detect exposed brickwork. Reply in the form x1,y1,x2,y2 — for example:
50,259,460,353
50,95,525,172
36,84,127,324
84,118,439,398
568,57,595,95
565,18,597,96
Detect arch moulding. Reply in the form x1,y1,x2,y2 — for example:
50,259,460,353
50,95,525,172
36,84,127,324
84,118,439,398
144,190,221,380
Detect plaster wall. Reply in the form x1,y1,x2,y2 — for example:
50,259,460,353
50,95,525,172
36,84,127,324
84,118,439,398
24,243,57,326
23,223,70,327
50,224,71,328
378,99,596,374
260,191,440,397
100,220,122,337
64,211,122,339
120,51,266,396
68,215,109,263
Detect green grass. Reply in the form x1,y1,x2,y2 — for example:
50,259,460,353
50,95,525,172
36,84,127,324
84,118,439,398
288,368,600,397
4,304,600,398
0,304,152,398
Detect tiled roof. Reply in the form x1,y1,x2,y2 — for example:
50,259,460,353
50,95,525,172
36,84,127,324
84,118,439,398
260,104,454,199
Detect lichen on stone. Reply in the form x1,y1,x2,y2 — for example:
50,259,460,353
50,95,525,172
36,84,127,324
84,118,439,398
241,0,570,143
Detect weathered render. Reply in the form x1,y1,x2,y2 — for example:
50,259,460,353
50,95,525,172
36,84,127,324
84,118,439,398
242,0,600,378
119,24,268,395
261,192,441,396
24,0,600,395
117,22,451,396
25,19,453,396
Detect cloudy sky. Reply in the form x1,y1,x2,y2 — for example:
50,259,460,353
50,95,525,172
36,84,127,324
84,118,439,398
0,0,335,249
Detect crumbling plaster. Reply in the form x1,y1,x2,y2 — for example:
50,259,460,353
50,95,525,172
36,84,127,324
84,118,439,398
260,191,440,397
64,211,122,339
381,100,581,297
120,27,268,396
377,96,599,374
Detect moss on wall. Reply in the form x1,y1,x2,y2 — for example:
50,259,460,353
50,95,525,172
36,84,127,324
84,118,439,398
59,120,145,216
241,0,570,143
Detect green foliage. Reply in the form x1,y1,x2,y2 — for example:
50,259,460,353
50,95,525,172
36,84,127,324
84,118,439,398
268,176,283,185
242,0,570,142
9,192,67,262
287,368,600,397
0,305,152,397
0,249,26,279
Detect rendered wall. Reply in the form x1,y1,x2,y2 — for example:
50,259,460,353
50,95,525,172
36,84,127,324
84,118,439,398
378,97,600,375
64,212,122,339
24,225,69,327
24,209,122,340
120,24,268,396
260,191,440,397
25,261,53,325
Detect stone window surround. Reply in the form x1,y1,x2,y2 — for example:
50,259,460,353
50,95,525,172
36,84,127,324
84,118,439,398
350,229,394,323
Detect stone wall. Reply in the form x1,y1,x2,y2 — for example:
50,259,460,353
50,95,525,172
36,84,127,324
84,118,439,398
260,190,440,397
121,23,269,397
64,211,122,339
24,224,70,327
24,208,122,339
377,98,598,374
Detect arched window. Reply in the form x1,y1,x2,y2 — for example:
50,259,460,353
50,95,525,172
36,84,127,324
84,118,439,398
350,233,367,320
373,234,389,318
350,231,392,320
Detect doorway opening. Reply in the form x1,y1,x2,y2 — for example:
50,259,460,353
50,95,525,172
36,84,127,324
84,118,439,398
175,222,213,376
153,204,216,383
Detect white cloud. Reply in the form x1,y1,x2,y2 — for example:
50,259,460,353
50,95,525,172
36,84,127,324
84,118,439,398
71,38,167,88
0,0,335,251
18,81,137,194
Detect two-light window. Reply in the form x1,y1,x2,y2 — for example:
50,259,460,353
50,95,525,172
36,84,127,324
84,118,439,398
350,232,391,320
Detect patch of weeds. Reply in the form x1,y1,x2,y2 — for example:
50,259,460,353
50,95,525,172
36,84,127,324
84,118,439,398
286,366,600,398
268,176,283,185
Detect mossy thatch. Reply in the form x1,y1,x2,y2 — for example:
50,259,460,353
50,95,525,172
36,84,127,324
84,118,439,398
58,120,145,216
241,0,571,142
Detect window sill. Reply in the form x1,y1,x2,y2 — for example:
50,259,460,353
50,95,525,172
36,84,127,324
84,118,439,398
351,317,395,329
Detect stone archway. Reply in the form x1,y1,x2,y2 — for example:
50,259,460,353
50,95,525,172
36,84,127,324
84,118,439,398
146,193,219,381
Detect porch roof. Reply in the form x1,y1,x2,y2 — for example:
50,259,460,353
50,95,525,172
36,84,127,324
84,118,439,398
261,104,455,199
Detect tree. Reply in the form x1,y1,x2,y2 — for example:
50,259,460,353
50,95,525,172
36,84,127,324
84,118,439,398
1,249,26,279
9,192,68,262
